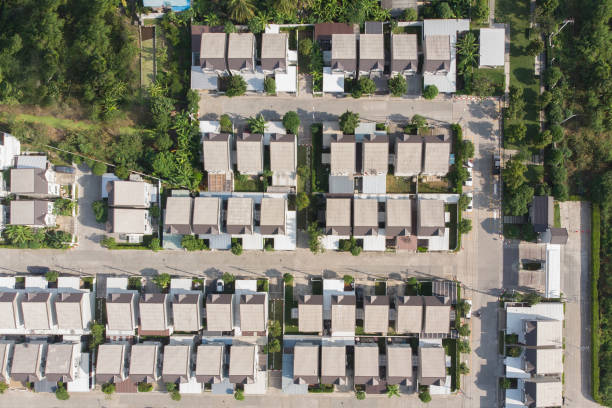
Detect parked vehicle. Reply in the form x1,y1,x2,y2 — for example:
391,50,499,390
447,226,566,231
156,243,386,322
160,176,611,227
54,166,75,174
465,159,474,168
216,279,224,293
466,193,473,212
493,154,501,175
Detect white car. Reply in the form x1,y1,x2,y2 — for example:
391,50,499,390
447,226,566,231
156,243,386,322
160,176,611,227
216,279,224,293
464,177,473,187
466,193,473,212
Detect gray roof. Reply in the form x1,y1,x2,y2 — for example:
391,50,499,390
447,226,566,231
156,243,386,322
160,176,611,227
330,134,356,175
364,21,383,34
386,344,413,385
202,133,231,173
10,168,48,195
129,344,159,382
261,33,288,71
21,292,52,330
239,294,266,332
525,320,563,347
165,196,193,235
106,292,135,331
524,380,563,408
55,292,86,330
549,227,568,244
386,199,412,237
229,344,255,384
228,33,254,71
192,197,220,235
10,200,48,226
45,343,75,382
226,197,253,234
359,34,384,72
270,134,296,173
331,34,357,72
353,199,379,236
362,134,389,175
10,343,43,382
0,292,18,329
321,345,346,384
363,296,389,333
109,208,147,234
139,293,168,332
396,296,423,333
391,34,419,73
200,33,227,71
525,348,563,375
236,133,263,174
531,196,554,232
423,131,451,175
172,293,201,332
162,345,190,383
331,295,356,334
293,343,319,384
108,180,147,207
424,35,450,72
395,134,423,176
298,295,323,333
96,344,126,383
206,293,233,332
418,346,446,385
15,155,47,169
423,296,450,334
417,199,445,236
259,198,286,235
354,344,379,385
326,198,352,236
196,344,224,383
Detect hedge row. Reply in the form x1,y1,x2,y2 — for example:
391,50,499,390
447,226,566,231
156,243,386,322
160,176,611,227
592,204,601,403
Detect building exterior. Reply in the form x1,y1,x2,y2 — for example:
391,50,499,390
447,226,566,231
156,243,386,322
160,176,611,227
226,197,253,235
239,294,267,334
391,34,419,75
229,344,256,384
417,199,445,237
362,134,388,175
331,294,356,335
206,293,233,332
10,167,58,197
0,292,18,329
227,33,255,74
55,292,91,330
359,34,384,75
298,295,323,333
353,199,380,237
195,344,224,384
260,198,287,235
269,134,297,183
321,345,346,385
9,200,54,227
108,208,151,235
96,344,127,384
0,132,20,170
139,293,170,335
162,345,191,383
523,380,563,407
236,133,263,175
530,196,568,244
381,0,416,17
129,343,159,383
386,344,413,386
10,343,44,383
422,130,451,176
385,199,413,238
331,34,357,74
192,197,221,235
325,198,352,236
423,35,451,74
314,23,355,49
0,343,12,383
21,292,53,330
395,295,423,334
394,134,423,176
422,296,451,334
106,292,137,333
45,343,77,383
164,196,193,235
202,134,232,174
261,33,288,73
354,344,379,385
142,0,190,11
172,293,201,332
199,33,227,73
418,346,446,386
330,134,356,176
479,28,505,67
363,295,389,334
293,343,319,385
107,180,150,208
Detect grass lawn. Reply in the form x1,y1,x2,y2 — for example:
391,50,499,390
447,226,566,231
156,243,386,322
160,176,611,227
297,146,310,193
387,175,414,193
141,33,155,88
554,202,561,228
311,124,329,192
234,175,263,192
5,113,143,136
419,179,450,193
374,281,387,295
269,300,283,370
496,0,540,141
446,203,459,251
443,338,459,391
473,67,505,96
284,283,299,333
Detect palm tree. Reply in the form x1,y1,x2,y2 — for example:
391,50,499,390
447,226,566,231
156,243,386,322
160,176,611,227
456,32,479,74
3,225,34,246
247,114,266,134
274,0,295,15
386,384,400,398
226,0,255,23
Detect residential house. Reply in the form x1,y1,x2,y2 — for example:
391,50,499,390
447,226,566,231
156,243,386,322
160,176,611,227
0,132,20,170
164,196,193,235
108,208,151,235
227,33,255,74
229,344,256,384
530,196,568,244
192,197,221,235
523,380,563,408
206,293,233,332
359,33,384,75
139,293,170,336
199,33,227,73
45,343,78,383
0,292,19,329
331,34,357,74
525,320,562,348
423,35,450,74
331,294,356,335
129,343,159,383
293,343,319,385
314,23,355,50
524,348,563,376
418,346,446,386
239,294,267,335
269,134,297,186
172,293,201,332
321,345,347,385
195,344,224,384
96,344,127,384
55,292,91,330
202,134,232,174
106,292,137,333
362,134,388,175
162,345,191,383
10,343,44,383
422,129,451,176
325,198,352,236
391,34,419,75
10,168,58,197
363,295,389,334
259,198,287,235
386,344,413,386
236,133,263,175
107,180,150,208
226,197,253,234
298,295,323,333
9,200,54,227
354,344,380,386
330,135,356,176
21,292,53,330
394,134,423,176
385,199,413,238
422,296,450,334
353,199,380,236
479,28,505,67
261,33,288,74
417,199,445,237
0,343,12,383
395,295,423,334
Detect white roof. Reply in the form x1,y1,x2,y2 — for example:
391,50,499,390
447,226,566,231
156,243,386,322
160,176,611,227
423,19,470,37
199,121,221,134
323,67,344,93
505,302,564,343
545,244,561,298
479,28,505,66
275,65,297,93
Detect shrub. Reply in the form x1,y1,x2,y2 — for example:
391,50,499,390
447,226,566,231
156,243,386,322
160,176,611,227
299,38,313,56
423,85,438,99
149,204,160,218
296,192,310,210
0,381,7,394
459,362,470,374
457,323,471,337
458,340,471,354
339,110,360,135
153,273,171,289
55,383,69,400
45,270,59,282
282,111,301,134
138,382,153,392
165,383,177,392
114,165,130,180
356,390,366,399
91,161,107,176
506,346,522,357
149,237,161,251
358,76,376,95
403,8,418,20
231,241,243,255
343,275,354,285
264,77,276,95
222,272,235,285
307,222,324,253
101,236,116,249
226,75,247,97
351,246,362,256
220,114,233,133
419,388,432,403
171,390,181,401
458,218,472,234
264,339,281,353
388,74,407,97
283,273,294,285
92,200,108,223
89,323,105,350
181,235,208,251
526,39,544,56
101,383,115,395
234,389,244,400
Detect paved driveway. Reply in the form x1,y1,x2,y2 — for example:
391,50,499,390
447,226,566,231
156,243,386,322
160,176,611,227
75,165,106,251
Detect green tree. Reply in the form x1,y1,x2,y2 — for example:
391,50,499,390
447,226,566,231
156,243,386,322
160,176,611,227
423,85,438,99
283,273,294,284
339,111,360,135
544,67,562,88
264,77,276,95
358,76,376,95
457,323,471,336
234,389,245,400
149,237,161,252
460,140,475,159
472,0,489,22
265,339,281,353
226,75,247,97
403,8,418,20
171,390,181,401
500,378,512,389
46,270,59,282
503,159,527,191
299,38,313,56
506,122,527,144
307,222,323,253
506,86,526,120
458,218,472,234
114,166,130,180
505,184,534,216
153,273,171,290
549,124,564,143
282,111,301,134
412,114,428,131
3,225,33,246
55,382,69,400
220,114,233,133
101,383,115,395
227,0,255,23
533,130,552,148
356,390,366,399
456,32,479,74
91,161,106,176
343,275,354,285
296,192,310,210
459,362,470,374
524,292,542,305
456,299,471,317
458,340,471,354
269,320,282,337
526,39,544,56
388,74,407,97
436,2,454,18
386,384,400,398
247,114,266,134
231,240,243,255
419,388,432,403
138,382,153,392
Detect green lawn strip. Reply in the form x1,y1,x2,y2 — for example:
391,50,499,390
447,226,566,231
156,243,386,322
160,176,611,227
141,35,155,88
310,124,329,192
234,175,263,192
554,202,561,228
284,283,299,333
386,175,413,193
269,300,284,370
473,67,506,96
297,146,310,193
591,204,601,402
443,338,459,392
11,113,142,136
446,203,459,251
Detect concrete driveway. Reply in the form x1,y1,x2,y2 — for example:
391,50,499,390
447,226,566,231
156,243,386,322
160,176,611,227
75,165,106,251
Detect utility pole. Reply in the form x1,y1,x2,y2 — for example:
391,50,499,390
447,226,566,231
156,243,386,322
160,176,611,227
549,19,574,47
